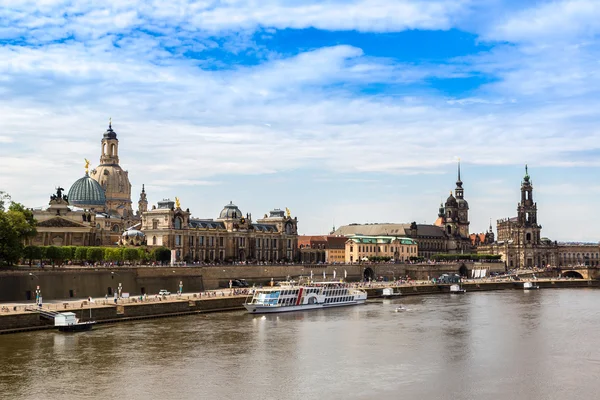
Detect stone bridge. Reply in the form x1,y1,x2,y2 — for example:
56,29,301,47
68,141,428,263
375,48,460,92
559,267,600,280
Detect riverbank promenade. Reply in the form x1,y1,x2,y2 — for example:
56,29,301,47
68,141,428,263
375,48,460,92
1,277,597,334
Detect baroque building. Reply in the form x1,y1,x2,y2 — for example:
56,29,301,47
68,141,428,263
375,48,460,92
344,236,418,263
89,121,135,221
478,167,556,268
433,161,473,253
141,200,299,263
27,122,142,247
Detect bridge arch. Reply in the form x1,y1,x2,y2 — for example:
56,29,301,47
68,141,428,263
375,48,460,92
363,267,375,282
562,271,584,279
458,264,468,277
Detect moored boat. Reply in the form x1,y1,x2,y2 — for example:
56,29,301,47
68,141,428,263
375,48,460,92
382,287,402,298
450,284,467,294
244,282,367,314
523,281,540,290
54,312,96,332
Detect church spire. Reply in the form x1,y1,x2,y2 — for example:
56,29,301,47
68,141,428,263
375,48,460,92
456,158,463,188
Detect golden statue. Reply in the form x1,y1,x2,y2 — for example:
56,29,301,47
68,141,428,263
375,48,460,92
175,197,181,208
84,158,90,174
285,207,291,218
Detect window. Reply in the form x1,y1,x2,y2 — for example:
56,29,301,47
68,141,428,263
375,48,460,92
219,237,224,247
175,235,181,246
189,236,194,246
152,220,158,229
152,236,156,245
199,236,204,245
350,246,353,252
174,217,182,230
526,233,531,242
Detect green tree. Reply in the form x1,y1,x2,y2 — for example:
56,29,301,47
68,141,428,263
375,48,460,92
104,247,124,262
23,245,43,266
137,248,149,263
123,248,139,263
87,247,104,263
74,247,88,262
152,247,171,263
61,246,75,262
0,198,38,266
45,246,62,265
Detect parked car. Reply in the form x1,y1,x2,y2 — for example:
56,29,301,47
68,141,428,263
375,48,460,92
230,279,249,288
158,289,170,296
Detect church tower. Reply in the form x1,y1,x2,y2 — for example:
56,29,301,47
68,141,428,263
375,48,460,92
100,119,119,165
517,165,540,245
454,160,470,238
138,184,148,215
90,120,133,219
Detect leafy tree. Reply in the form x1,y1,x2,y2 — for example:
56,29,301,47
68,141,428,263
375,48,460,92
152,247,171,263
137,248,149,263
45,246,62,265
0,198,37,266
104,247,123,262
74,247,88,262
61,246,75,262
86,247,104,262
23,245,43,266
123,248,139,263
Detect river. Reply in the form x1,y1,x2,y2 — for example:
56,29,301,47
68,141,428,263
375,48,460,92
1,289,599,400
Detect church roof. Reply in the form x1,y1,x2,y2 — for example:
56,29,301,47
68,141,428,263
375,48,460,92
68,173,106,208
334,223,446,238
189,219,226,229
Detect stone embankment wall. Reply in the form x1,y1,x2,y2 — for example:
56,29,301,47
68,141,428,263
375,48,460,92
0,262,504,302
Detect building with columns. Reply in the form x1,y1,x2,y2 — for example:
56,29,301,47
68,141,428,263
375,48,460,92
27,122,145,247
141,200,299,263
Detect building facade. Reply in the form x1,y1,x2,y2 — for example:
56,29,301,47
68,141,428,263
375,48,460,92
477,166,599,268
141,200,299,263
344,235,418,263
298,235,347,263
28,123,143,248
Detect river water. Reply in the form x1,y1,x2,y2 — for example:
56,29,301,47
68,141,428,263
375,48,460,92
1,289,599,400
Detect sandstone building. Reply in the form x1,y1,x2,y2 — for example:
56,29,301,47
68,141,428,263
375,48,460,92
142,200,298,263
477,167,599,268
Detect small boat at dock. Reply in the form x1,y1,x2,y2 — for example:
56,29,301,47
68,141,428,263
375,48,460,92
450,284,466,294
523,281,540,290
54,312,96,332
382,287,402,299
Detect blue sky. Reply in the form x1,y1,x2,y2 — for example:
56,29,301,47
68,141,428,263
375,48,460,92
1,0,600,241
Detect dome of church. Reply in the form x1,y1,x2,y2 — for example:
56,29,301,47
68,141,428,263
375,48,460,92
122,229,145,246
68,173,106,208
445,193,457,207
89,164,132,217
457,198,469,209
219,201,242,219
122,229,144,238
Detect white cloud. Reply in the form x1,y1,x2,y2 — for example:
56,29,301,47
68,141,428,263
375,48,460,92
2,0,600,239
485,0,600,44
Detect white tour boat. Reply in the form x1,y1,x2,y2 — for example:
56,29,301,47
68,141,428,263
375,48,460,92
244,282,367,314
